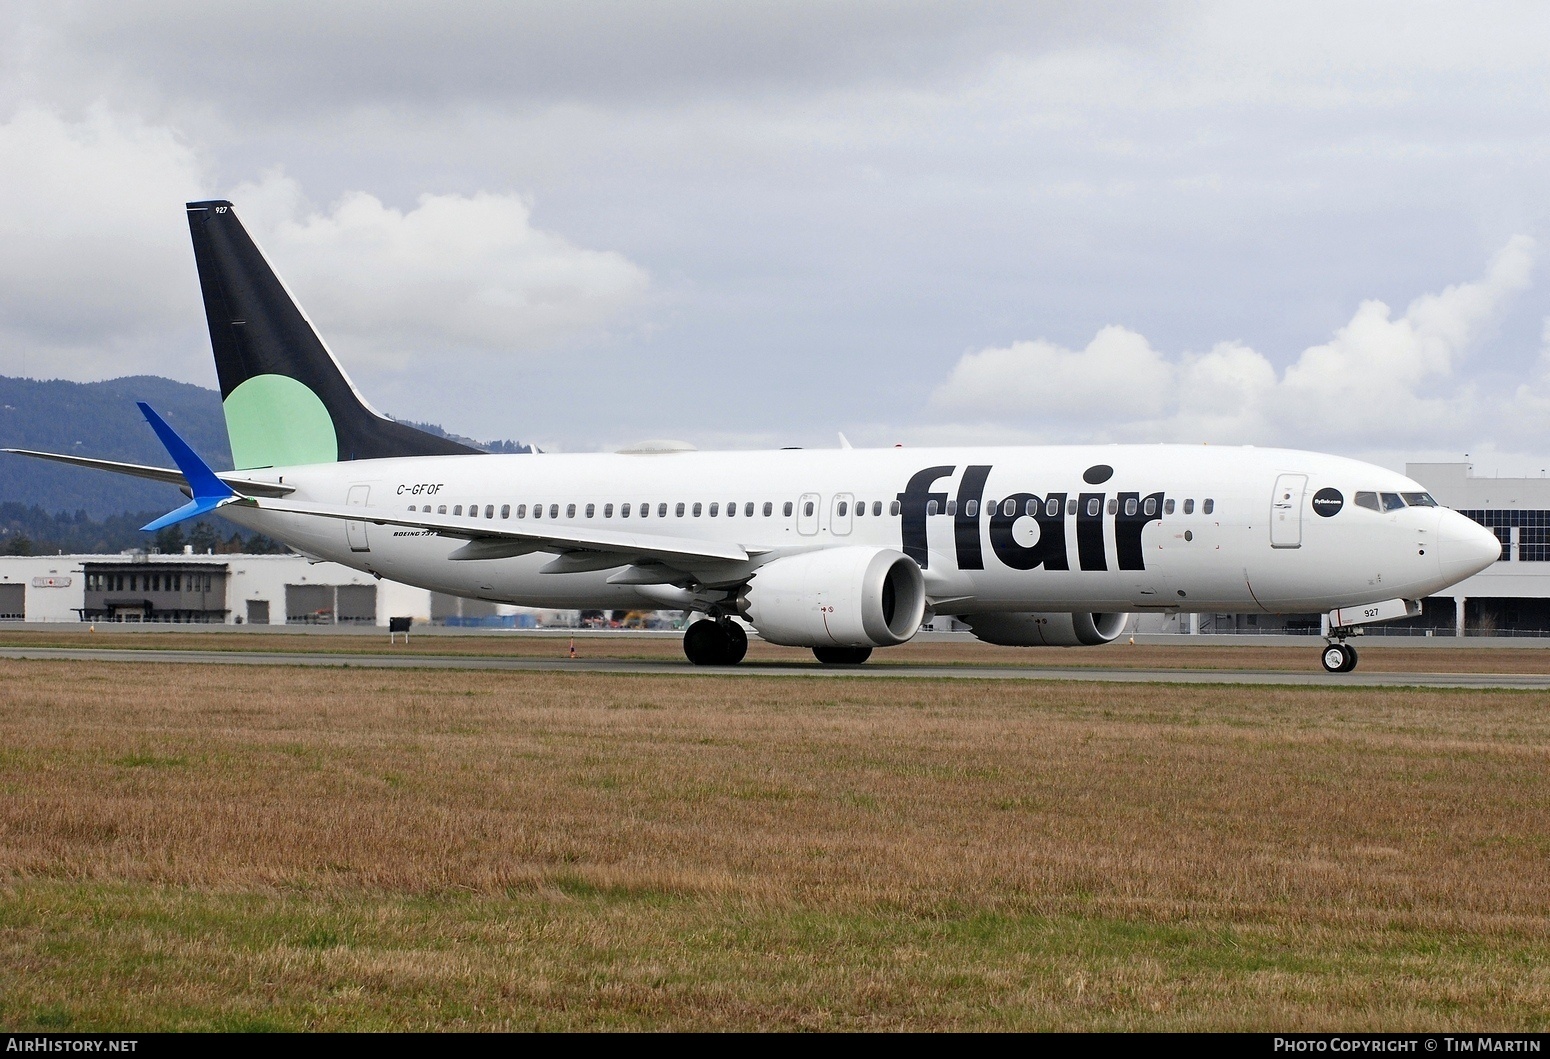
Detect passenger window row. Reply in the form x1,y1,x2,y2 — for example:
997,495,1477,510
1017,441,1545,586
921,497,1214,517
405,500,800,519
834,500,895,517
404,496,1219,520
401,495,1221,522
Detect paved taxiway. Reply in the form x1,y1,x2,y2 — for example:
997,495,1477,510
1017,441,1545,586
3,645,1548,689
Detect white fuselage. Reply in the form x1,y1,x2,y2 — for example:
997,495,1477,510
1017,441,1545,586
218,443,1501,616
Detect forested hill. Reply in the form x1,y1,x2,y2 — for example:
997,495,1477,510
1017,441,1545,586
0,376,232,518
0,375,531,520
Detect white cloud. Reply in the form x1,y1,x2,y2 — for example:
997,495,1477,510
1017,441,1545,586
931,325,1173,424
230,173,651,370
0,106,207,379
930,236,1538,450
0,108,650,388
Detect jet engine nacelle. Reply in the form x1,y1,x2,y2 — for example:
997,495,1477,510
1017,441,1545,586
741,547,927,648
961,611,1129,647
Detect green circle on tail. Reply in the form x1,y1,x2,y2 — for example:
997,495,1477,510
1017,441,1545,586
223,374,338,469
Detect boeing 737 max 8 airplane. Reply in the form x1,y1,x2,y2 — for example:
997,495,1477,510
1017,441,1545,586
5,201,1504,672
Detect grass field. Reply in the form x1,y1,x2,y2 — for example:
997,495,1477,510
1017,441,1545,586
2,656,1548,1030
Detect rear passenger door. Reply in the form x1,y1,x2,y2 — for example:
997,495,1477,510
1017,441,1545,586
346,485,371,552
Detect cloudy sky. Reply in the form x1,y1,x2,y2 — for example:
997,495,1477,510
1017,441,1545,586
3,1,1549,471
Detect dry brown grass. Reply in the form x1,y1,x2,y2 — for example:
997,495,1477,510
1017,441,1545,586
4,626,1550,673
2,659,1548,1030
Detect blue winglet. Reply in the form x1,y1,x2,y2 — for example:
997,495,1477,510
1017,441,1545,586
137,402,238,532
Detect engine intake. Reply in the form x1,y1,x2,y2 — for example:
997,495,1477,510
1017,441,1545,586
742,547,926,648
961,611,1129,647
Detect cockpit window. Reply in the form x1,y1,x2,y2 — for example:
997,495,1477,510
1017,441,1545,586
1354,491,1380,512
1402,492,1437,507
1379,492,1405,512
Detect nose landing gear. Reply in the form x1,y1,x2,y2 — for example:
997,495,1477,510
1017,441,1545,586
683,618,748,666
1321,640,1359,673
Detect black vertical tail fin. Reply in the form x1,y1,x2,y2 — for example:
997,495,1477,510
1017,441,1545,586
186,200,482,469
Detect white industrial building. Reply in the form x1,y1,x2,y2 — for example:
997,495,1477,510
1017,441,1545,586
0,550,546,627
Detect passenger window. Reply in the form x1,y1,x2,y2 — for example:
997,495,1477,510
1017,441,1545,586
946,500,958,516
1046,498,1059,517
1026,499,1037,517
787,501,797,516
1086,498,1099,517
805,501,816,517
565,504,575,518
485,505,495,518
1163,499,1174,515
1004,499,1016,517
675,502,685,517
854,501,864,517
1067,499,1078,515
1203,499,1214,514
926,500,939,516
604,503,614,518
533,501,543,516
453,505,463,516
640,502,649,517
1144,498,1156,516
659,503,668,517
710,502,720,516
837,501,848,516
1402,492,1438,507
889,501,900,516
1124,498,1137,516
1183,499,1194,514
516,504,526,518
693,502,703,516
965,500,978,517
1379,493,1405,512
764,502,773,516
585,503,595,518
1107,499,1118,515
621,503,631,517
727,502,736,517
408,504,417,512
744,502,753,517
500,504,510,519
872,501,882,516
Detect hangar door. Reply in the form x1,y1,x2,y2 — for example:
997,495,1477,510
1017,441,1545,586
286,584,335,624
0,583,23,620
336,585,377,625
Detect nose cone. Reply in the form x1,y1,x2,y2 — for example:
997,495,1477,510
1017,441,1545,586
1436,511,1503,584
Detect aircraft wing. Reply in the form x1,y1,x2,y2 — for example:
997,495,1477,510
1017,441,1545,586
245,497,757,567
2,448,296,497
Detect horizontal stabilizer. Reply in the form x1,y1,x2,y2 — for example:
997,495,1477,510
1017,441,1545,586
1,449,189,488
0,448,295,497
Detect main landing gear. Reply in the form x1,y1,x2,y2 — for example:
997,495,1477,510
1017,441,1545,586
812,646,872,665
1321,640,1359,673
683,618,748,666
